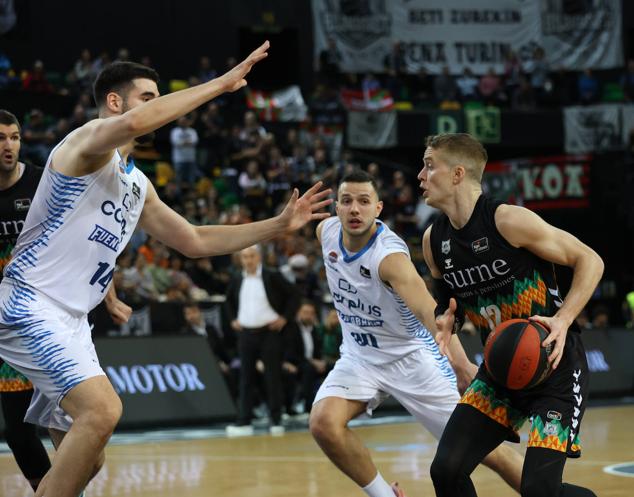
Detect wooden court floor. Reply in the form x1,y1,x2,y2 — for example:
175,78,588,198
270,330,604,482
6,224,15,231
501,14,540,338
1,405,632,497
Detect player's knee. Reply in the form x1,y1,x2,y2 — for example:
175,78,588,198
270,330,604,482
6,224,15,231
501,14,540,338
309,409,343,446
82,397,122,438
430,448,458,487
520,473,558,497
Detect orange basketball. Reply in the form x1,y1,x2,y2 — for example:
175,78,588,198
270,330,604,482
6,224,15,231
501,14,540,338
484,318,553,390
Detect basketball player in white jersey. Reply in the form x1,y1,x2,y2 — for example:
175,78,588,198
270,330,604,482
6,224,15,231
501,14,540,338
0,41,332,497
309,170,523,497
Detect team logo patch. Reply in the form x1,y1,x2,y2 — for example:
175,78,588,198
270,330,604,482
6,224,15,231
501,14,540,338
88,224,120,252
547,410,562,421
328,251,338,263
14,198,31,211
441,239,451,254
360,265,371,279
472,237,489,254
132,182,141,200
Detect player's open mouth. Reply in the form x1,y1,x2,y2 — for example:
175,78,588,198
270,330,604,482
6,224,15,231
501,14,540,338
349,219,362,228
2,152,13,162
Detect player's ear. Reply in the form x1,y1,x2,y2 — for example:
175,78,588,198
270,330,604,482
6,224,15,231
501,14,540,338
105,92,124,114
376,200,383,216
453,164,466,184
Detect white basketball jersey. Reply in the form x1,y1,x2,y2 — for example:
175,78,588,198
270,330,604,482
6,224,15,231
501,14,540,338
321,217,439,365
4,141,147,314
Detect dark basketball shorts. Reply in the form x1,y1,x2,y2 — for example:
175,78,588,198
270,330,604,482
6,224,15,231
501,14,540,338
459,331,589,458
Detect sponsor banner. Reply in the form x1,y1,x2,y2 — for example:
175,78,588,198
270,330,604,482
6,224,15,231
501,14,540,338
347,110,398,148
98,336,235,427
430,110,465,135
311,0,622,75
466,106,501,144
485,155,591,210
540,0,623,71
246,85,307,122
564,104,621,154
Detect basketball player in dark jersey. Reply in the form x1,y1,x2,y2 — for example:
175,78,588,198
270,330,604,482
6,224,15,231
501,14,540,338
0,109,52,492
418,133,601,497
0,110,131,494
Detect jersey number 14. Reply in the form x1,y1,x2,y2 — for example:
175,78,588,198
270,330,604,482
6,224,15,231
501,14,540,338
90,262,115,293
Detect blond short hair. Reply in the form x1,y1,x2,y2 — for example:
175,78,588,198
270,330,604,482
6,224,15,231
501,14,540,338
425,133,488,182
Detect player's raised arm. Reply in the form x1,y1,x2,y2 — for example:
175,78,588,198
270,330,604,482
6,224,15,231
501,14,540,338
139,181,332,258
55,41,270,176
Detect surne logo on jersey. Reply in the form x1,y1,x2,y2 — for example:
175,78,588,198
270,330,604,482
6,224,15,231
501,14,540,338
441,239,451,254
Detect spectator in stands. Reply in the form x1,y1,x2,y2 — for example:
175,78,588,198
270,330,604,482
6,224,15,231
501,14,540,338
411,67,434,107
524,46,550,104
68,49,94,93
575,308,593,331
266,145,292,212
280,253,322,303
197,55,217,83
225,245,299,436
318,37,343,85
68,104,89,131
239,110,267,142
361,73,381,97
433,66,458,103
21,109,54,164
620,59,634,102
591,304,610,330
512,75,536,110
456,67,479,102
0,50,16,89
288,144,315,191
186,257,229,296
577,68,600,105
503,50,522,100
316,308,342,371
384,41,406,99
282,301,325,416
478,67,504,106
238,159,268,219
181,302,237,398
115,47,131,62
170,115,200,190
22,60,54,94
198,102,226,172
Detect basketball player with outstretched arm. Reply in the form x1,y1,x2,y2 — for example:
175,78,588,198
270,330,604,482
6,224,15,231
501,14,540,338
0,41,331,497
419,133,603,497
310,170,524,497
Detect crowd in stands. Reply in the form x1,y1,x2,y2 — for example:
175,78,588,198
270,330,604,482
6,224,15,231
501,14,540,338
2,42,633,420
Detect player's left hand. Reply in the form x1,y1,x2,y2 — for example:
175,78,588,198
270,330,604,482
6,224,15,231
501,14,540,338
277,181,332,232
218,40,270,92
529,314,569,370
105,295,132,325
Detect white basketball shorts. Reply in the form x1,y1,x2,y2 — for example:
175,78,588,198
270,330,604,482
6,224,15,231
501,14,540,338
314,347,460,439
0,279,105,431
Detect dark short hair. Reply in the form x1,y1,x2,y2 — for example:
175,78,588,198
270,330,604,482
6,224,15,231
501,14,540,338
93,61,159,108
339,169,379,195
0,109,20,131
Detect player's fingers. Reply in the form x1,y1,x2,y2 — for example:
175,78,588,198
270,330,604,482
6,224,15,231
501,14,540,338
302,181,324,197
311,212,331,221
311,199,333,211
309,187,332,202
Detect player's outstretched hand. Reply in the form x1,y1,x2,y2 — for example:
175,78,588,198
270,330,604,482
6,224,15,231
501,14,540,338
434,297,457,356
218,40,270,93
529,314,569,370
278,181,333,232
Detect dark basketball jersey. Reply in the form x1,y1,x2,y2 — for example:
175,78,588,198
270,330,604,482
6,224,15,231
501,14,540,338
430,195,574,345
0,163,43,281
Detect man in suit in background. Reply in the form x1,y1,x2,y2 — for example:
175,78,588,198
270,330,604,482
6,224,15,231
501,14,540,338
226,245,299,435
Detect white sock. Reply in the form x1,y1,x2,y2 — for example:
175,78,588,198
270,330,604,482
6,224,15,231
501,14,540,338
362,472,394,497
